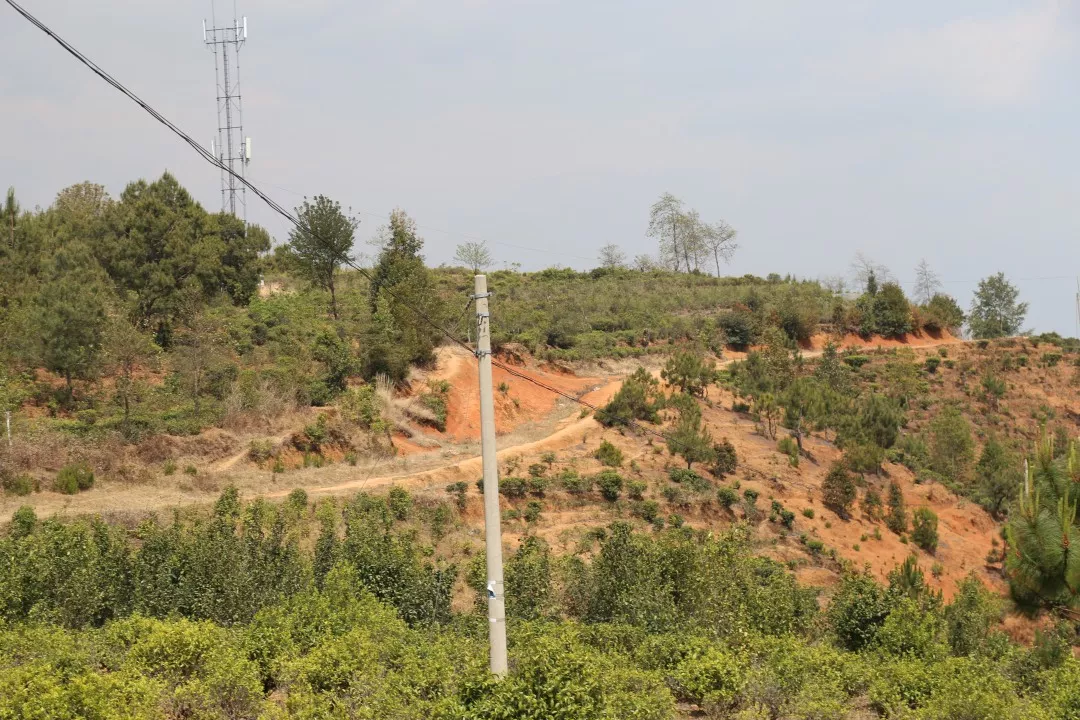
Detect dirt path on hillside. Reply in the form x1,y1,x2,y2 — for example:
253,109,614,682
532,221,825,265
0,334,963,524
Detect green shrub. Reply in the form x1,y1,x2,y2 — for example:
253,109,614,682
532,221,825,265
595,470,624,501
445,481,469,510
717,486,739,509
594,440,624,468
183,464,198,476
631,500,660,523
528,475,549,496
912,507,939,553
802,508,814,519
163,459,177,476
843,355,870,369
387,486,412,520
829,572,890,651
627,479,647,500
924,356,941,373
670,648,747,710
1,471,34,496
527,463,547,478
560,470,592,495
668,467,710,492
54,463,94,494
777,436,799,467
523,501,543,523
247,439,274,463
712,438,738,476
499,477,529,499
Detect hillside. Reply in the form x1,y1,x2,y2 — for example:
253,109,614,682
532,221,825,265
3,174,1080,718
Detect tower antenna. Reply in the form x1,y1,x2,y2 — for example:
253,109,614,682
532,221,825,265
204,1,251,221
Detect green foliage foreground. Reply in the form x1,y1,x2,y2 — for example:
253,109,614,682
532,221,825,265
2,491,1080,719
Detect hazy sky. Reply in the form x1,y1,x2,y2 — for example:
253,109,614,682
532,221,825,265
3,1,1079,334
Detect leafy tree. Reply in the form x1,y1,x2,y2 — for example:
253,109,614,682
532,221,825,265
505,536,552,620
288,195,358,319
872,283,913,337
945,573,1002,657
454,240,492,272
923,293,965,334
103,315,159,432
928,406,975,485
822,462,857,519
968,272,1028,339
661,351,717,398
366,210,442,381
584,522,675,629
32,243,110,392
666,395,715,470
975,436,1020,517
829,571,890,651
172,307,227,416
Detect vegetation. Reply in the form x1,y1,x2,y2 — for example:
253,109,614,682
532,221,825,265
822,462,857,518
968,273,1028,339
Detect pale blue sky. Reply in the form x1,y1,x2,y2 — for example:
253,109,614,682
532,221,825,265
2,1,1078,334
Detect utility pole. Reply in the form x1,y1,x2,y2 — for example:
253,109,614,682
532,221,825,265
473,274,508,676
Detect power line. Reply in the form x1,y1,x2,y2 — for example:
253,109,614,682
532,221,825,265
0,0,742,458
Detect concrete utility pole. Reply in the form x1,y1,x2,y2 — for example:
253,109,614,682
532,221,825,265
474,274,508,676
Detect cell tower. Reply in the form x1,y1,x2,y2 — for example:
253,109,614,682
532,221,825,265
203,3,251,220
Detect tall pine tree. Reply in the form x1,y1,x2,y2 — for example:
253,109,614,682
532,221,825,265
1005,435,1080,608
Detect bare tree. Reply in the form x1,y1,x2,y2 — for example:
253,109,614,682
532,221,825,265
598,243,627,269
914,259,941,305
647,193,686,272
453,240,493,273
850,252,894,290
703,219,738,276
633,254,659,272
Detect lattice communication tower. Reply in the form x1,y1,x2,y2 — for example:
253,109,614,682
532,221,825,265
203,5,251,220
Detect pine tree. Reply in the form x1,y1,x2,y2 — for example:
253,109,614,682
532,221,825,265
822,462,857,519
367,210,441,380
1005,436,1080,608
666,394,715,470
33,242,109,394
886,482,908,535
